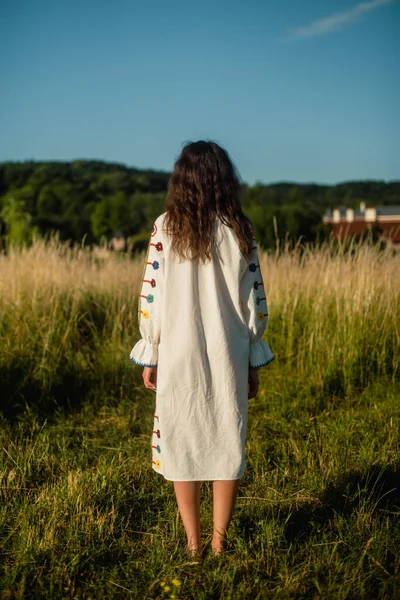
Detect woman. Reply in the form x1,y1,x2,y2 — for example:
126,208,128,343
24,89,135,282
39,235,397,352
130,140,275,557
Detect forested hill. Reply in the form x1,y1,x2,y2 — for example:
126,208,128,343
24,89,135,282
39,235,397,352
1,160,399,249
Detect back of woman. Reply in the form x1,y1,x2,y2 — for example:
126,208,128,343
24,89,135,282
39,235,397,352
130,140,275,556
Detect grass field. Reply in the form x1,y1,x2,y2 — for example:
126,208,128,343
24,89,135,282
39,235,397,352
0,236,399,599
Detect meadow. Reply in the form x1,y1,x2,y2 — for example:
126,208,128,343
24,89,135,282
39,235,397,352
0,235,399,599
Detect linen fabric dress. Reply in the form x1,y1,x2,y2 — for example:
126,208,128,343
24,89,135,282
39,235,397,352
130,211,275,481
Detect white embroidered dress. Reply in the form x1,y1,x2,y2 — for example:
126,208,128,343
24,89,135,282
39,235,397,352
130,212,275,481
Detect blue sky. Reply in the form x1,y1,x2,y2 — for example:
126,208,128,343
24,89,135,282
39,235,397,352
1,0,399,185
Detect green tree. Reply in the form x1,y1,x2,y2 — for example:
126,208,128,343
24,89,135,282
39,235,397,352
37,185,61,217
109,191,130,236
0,194,39,246
90,199,112,241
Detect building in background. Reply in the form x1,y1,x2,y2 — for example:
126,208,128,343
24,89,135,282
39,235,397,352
323,203,400,245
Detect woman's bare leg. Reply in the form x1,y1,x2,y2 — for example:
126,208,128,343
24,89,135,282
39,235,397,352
173,481,202,554
212,479,240,553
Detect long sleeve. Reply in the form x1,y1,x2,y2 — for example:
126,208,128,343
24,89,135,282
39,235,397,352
129,217,165,367
239,237,275,369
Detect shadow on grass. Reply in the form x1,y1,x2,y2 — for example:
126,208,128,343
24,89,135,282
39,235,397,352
0,359,138,423
283,461,400,544
0,361,95,420
237,461,400,547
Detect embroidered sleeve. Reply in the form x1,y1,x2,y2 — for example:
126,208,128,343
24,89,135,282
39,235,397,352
239,238,275,369
129,218,165,367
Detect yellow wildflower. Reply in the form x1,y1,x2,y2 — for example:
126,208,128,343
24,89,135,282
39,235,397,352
172,578,181,587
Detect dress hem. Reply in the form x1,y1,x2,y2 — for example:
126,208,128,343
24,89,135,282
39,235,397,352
152,466,246,481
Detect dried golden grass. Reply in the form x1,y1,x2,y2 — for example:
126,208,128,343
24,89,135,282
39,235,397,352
0,235,399,394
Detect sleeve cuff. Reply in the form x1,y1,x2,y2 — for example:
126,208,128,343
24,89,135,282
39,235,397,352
129,339,158,367
249,340,275,368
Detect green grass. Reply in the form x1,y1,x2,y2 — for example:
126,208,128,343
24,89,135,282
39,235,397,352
0,237,399,599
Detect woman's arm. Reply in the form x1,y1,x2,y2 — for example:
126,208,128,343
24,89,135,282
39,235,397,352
239,237,275,369
129,216,165,369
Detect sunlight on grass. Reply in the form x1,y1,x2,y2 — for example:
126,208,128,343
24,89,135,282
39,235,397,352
0,236,399,598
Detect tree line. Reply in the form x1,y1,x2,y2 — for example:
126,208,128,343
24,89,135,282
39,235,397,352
0,160,399,250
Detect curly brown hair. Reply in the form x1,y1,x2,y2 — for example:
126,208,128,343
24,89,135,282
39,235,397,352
163,140,254,264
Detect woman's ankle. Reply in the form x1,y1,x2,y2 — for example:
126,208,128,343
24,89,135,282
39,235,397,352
187,542,203,558
187,539,202,551
211,533,226,551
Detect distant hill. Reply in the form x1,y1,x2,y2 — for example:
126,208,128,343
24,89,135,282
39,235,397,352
0,160,399,249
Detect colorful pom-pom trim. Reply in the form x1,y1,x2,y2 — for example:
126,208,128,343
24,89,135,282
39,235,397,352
152,409,161,467
147,260,159,270
150,242,163,251
249,263,260,272
257,312,268,321
143,278,156,288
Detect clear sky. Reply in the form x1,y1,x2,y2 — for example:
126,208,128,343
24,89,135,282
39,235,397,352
1,0,399,185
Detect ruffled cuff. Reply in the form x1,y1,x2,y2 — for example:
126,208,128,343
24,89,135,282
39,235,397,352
249,340,275,369
129,339,158,367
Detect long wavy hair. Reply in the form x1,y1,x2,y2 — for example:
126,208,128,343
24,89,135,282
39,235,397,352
163,141,254,264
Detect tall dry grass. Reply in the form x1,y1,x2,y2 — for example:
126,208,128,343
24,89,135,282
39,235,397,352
1,236,399,599
263,238,400,391
0,235,399,416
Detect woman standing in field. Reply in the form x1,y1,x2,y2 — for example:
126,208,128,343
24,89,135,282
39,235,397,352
130,140,275,557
